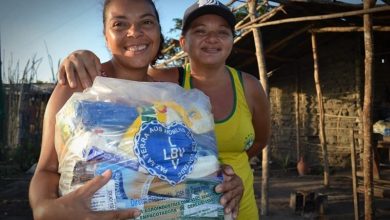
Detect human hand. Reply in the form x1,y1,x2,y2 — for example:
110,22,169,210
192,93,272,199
215,164,243,219
33,170,141,220
57,50,102,89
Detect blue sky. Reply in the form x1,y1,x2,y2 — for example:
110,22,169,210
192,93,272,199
0,0,370,82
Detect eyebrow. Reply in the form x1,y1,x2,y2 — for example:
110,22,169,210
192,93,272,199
191,23,230,29
110,13,157,20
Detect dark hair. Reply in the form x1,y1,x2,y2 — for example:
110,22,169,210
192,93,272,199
103,0,164,64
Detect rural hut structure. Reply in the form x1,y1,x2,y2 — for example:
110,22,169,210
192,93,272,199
157,0,390,217
228,0,390,172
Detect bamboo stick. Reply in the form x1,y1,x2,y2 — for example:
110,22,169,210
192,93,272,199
295,70,300,161
236,5,285,31
311,33,330,187
235,3,265,30
233,29,252,43
350,129,360,220
232,1,249,12
310,26,390,33
243,5,390,29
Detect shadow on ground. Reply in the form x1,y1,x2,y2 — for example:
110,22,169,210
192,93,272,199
254,169,390,220
0,169,389,219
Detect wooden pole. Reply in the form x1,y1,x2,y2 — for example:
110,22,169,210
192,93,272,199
248,0,270,216
310,26,390,33
295,70,300,161
362,0,375,218
244,5,390,29
311,33,330,187
350,129,360,220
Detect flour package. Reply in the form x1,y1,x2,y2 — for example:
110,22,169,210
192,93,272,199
55,76,229,219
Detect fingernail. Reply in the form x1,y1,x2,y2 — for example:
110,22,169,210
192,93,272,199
101,71,107,77
225,208,231,214
70,82,76,88
59,79,64,85
220,198,226,206
102,170,111,177
215,185,222,193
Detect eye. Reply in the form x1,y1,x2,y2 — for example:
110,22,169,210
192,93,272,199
143,19,155,25
112,21,128,30
218,30,231,37
194,29,206,35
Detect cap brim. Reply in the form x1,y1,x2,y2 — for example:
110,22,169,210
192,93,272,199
182,5,236,31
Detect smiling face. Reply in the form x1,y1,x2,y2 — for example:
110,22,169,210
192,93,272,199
104,0,161,70
180,14,233,67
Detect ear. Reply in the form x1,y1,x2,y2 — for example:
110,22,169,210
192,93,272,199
179,35,187,52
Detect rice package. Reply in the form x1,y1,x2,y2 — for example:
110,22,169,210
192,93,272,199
55,76,228,219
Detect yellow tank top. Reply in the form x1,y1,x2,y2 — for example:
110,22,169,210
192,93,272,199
180,64,259,219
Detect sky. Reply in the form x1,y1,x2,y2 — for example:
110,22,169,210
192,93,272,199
0,0,373,83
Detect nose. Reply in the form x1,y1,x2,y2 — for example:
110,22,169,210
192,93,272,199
205,31,219,43
126,24,143,38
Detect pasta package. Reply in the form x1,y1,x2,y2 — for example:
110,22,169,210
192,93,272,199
55,76,229,219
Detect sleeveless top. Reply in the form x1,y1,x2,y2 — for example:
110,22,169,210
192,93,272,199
179,64,259,219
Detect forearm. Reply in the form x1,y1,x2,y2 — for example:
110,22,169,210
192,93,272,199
29,170,61,219
246,142,262,159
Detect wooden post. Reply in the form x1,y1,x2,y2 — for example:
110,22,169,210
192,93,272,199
362,0,375,219
311,33,330,187
295,70,300,161
248,0,270,216
350,130,360,220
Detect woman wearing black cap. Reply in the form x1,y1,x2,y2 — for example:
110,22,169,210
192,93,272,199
58,1,270,219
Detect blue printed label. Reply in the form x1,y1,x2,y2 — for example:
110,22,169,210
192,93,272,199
134,120,197,185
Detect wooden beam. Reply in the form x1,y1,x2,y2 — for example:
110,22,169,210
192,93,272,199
310,26,390,33
243,5,390,29
236,5,286,31
233,29,252,44
235,3,265,30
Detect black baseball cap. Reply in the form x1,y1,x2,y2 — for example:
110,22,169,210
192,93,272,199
182,0,236,34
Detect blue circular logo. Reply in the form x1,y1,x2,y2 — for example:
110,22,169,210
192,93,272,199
134,120,197,185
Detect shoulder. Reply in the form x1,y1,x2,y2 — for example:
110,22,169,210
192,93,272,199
148,66,181,83
240,71,266,99
236,71,268,112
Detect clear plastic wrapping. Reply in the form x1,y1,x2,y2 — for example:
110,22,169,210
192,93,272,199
55,77,228,219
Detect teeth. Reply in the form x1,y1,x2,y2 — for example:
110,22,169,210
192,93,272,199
203,48,219,52
128,45,147,52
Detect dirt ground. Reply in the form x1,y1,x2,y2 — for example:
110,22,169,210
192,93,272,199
0,168,389,220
